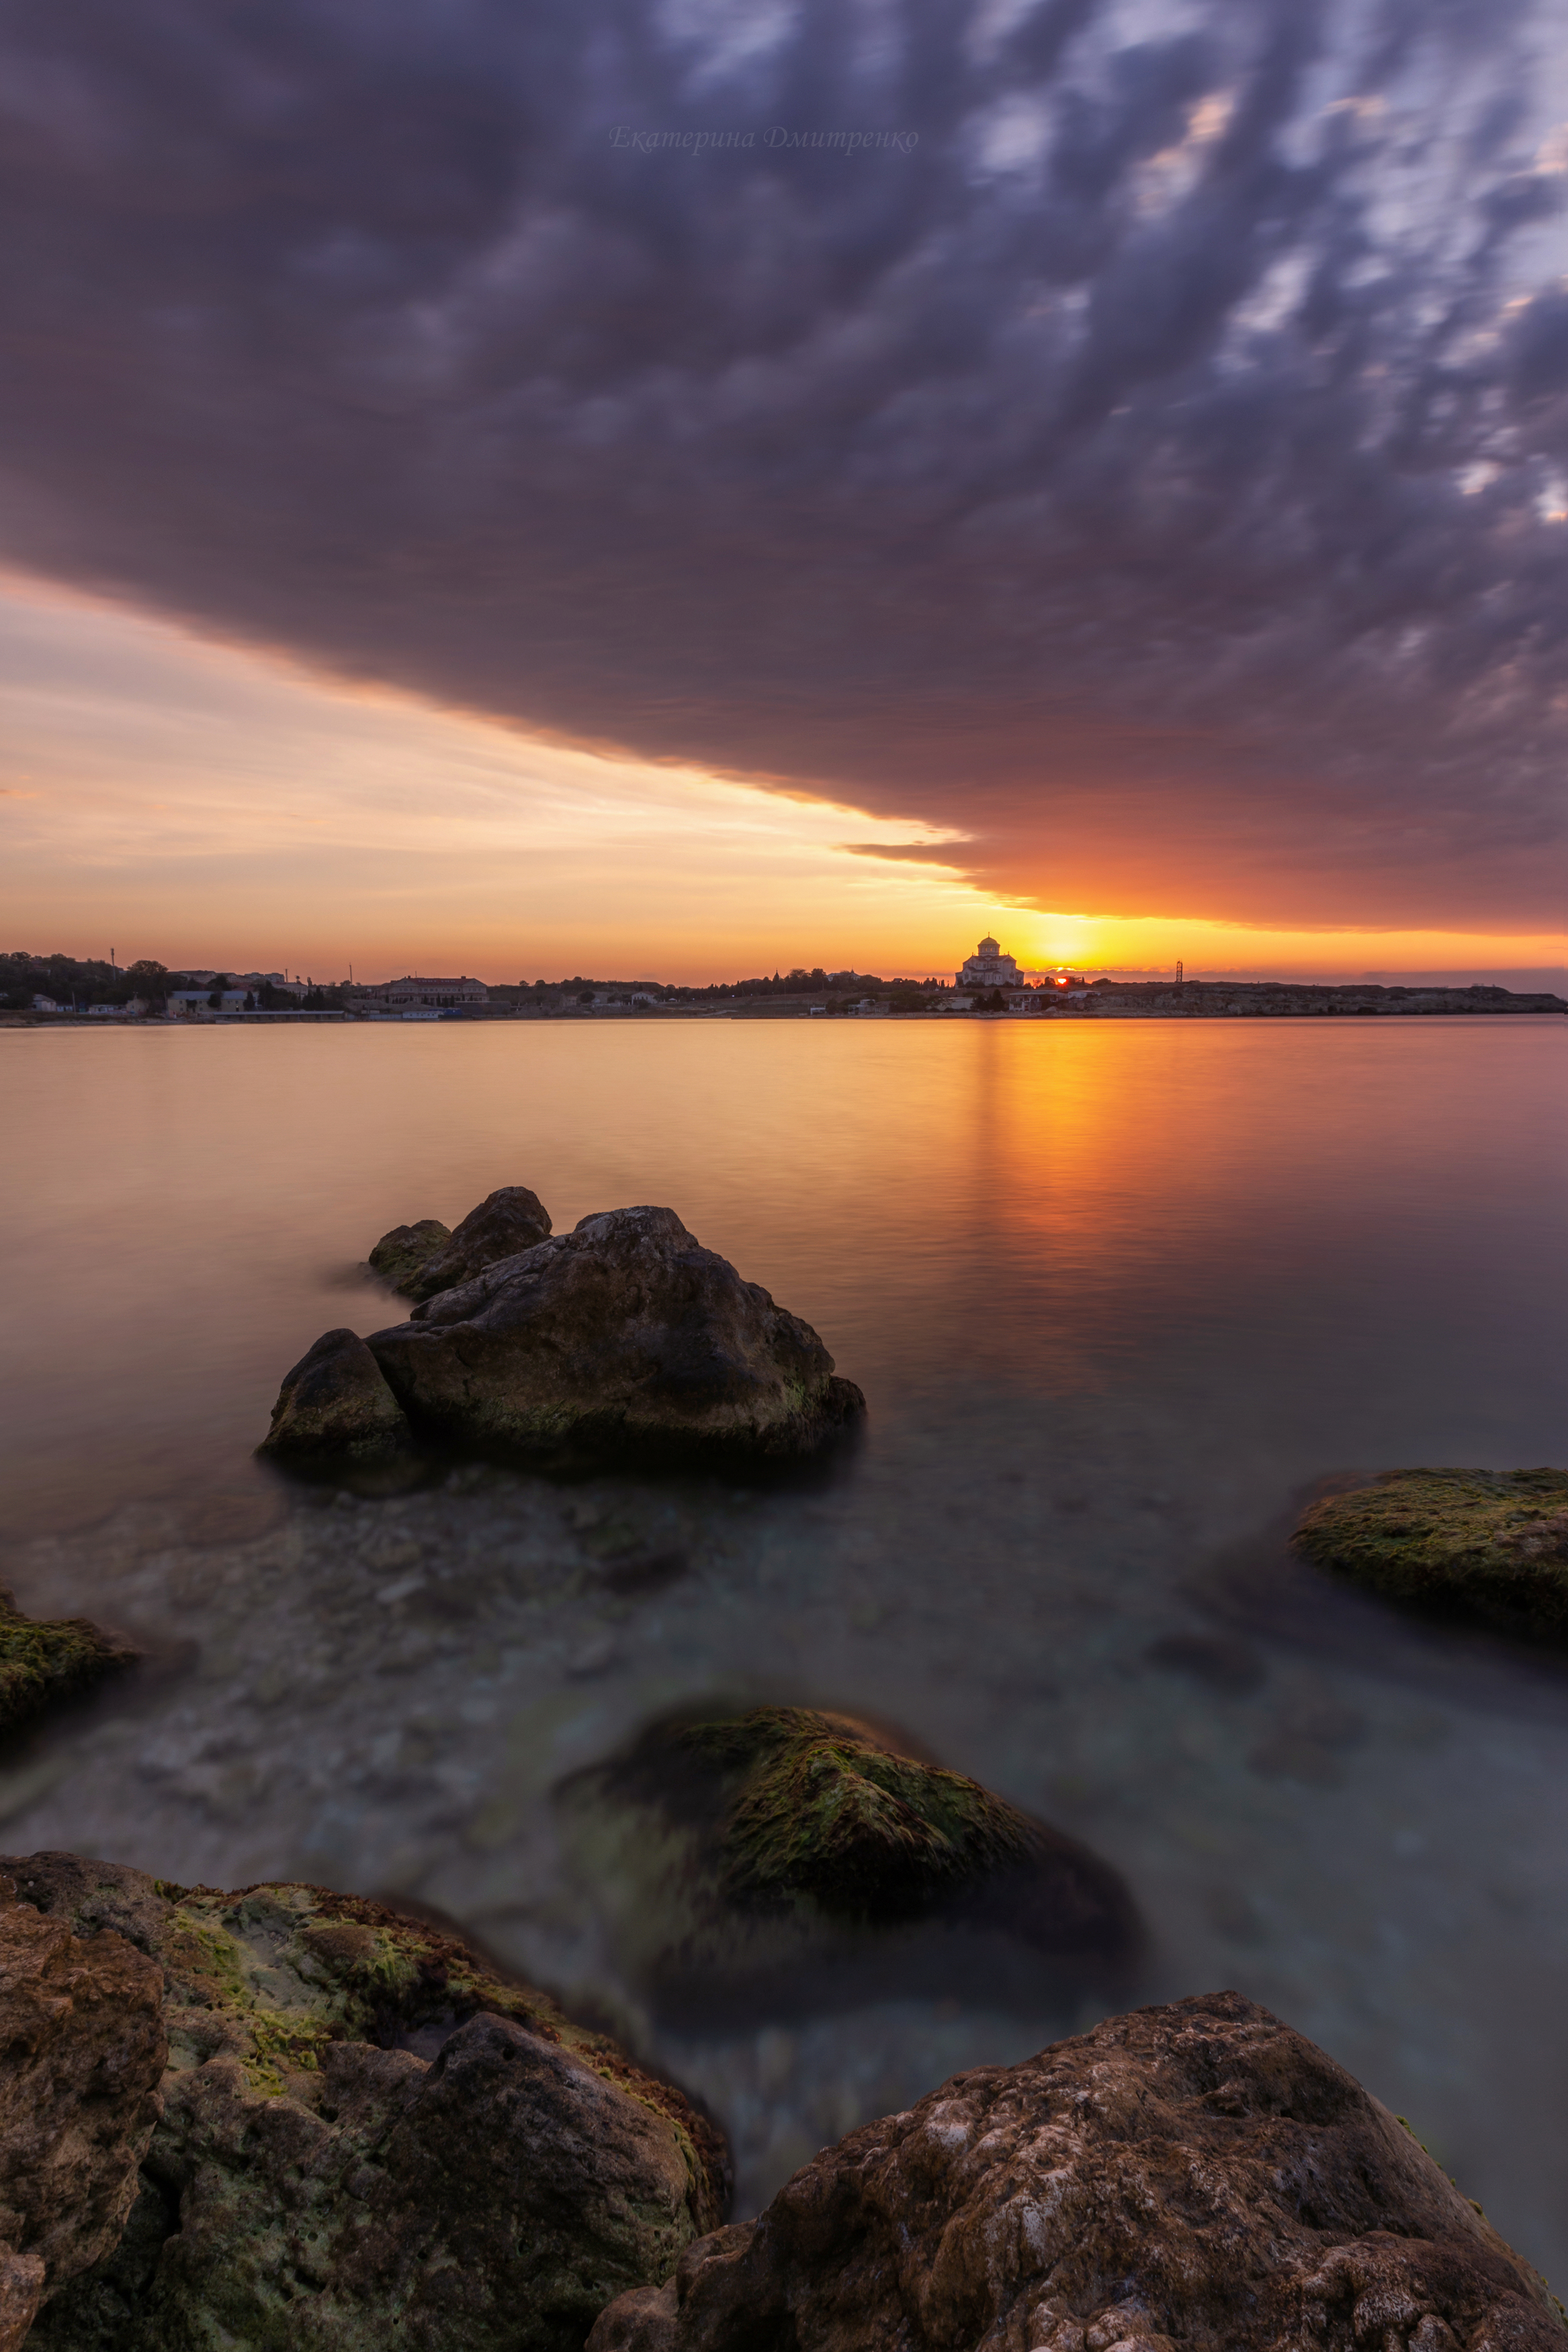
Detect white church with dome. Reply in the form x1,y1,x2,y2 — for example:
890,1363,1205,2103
956,935,1022,989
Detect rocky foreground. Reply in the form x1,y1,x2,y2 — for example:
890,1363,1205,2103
3,1860,1560,2352
3,1855,727,2351
591,1989,1568,2352
263,1197,865,1469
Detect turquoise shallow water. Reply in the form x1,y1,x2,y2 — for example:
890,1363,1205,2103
2,1018,1566,2250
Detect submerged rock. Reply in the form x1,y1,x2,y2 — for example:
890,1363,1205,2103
367,1218,451,1294
1293,1467,1568,1639
589,1988,1568,2352
11,1854,729,2352
0,1888,166,2345
256,1327,414,1462
365,1206,865,1466
0,1593,136,1738
556,1706,1139,2025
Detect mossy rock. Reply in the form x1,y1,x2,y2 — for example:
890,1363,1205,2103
0,1591,135,1736
1293,1468,1568,1639
557,1706,1140,2025
13,1855,730,2352
367,1218,451,1294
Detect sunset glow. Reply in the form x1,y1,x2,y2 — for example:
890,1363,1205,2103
2,578,1561,987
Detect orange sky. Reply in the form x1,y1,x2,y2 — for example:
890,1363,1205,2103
2,573,1563,986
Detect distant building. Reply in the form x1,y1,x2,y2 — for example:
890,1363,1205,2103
32,995,60,1012
169,989,251,1016
361,975,488,1010
956,935,1022,990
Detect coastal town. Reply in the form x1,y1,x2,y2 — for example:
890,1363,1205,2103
3,939,1563,1021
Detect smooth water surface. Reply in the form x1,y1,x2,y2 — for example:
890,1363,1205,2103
3,1020,1566,2260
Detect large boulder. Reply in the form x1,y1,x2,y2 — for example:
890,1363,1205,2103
589,1989,1568,2352
12,1855,730,2352
364,1207,865,1465
1293,1468,1568,1639
0,1885,166,2346
556,1706,1139,2025
256,1327,414,1462
0,1593,136,1738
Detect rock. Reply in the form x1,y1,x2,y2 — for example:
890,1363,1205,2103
400,1186,554,1300
1293,1468,1568,1639
588,1988,1568,2352
0,1884,166,2341
256,1327,415,1461
365,1206,865,1466
0,1592,136,1738
367,1218,451,1294
556,1706,1139,2025
12,1855,729,2352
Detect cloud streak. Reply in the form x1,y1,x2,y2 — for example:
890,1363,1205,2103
0,0,1565,927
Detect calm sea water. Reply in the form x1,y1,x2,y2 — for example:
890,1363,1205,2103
3,1019,1567,2257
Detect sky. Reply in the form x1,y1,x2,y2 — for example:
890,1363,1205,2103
1,0,1565,983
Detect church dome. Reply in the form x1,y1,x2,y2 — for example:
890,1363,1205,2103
977,936,1000,956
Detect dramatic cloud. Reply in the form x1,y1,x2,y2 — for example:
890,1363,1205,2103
0,0,1565,927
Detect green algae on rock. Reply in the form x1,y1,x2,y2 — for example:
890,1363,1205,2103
1293,1468,1568,1638
0,1592,135,1737
13,1854,730,2352
367,1217,451,1294
686,1708,1035,1917
558,1706,1139,2026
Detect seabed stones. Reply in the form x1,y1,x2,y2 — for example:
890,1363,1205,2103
1293,1466,1568,1641
263,1198,865,1473
556,1705,1141,2025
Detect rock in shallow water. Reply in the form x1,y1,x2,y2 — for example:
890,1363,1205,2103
365,1206,864,1466
11,1855,729,2352
556,1706,1139,2025
256,1327,414,1461
0,1889,166,2344
0,1592,136,1738
589,1988,1568,2352
402,1185,554,1300
367,1217,451,1294
1293,1467,1568,1640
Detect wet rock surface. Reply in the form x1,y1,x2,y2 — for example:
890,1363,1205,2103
366,1206,865,1466
1294,1468,1568,1640
257,1327,415,1462
367,1218,452,1296
589,1989,1568,2352
558,1706,1139,2025
0,1889,166,2345
0,1593,135,1740
12,1854,730,2352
